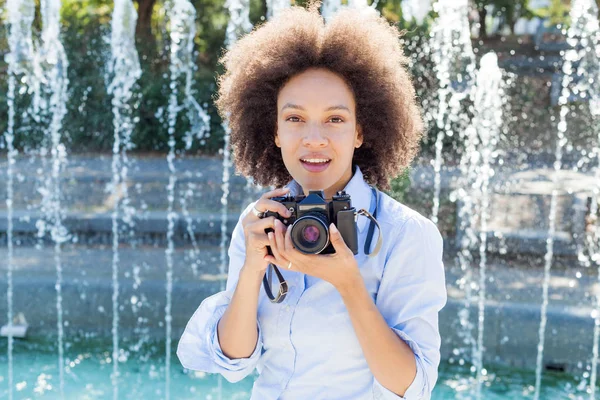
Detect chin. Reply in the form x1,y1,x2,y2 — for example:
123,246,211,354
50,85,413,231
304,180,335,193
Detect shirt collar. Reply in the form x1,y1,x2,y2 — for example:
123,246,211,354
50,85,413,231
284,165,373,233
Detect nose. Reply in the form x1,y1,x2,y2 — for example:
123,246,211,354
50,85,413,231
302,125,328,147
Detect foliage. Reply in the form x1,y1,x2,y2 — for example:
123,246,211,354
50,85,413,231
532,0,569,26
395,14,442,154
473,0,537,36
386,168,411,204
0,0,591,156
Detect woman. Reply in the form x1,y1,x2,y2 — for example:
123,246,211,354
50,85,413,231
177,2,447,399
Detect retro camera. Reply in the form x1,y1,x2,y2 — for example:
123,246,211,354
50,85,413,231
264,190,358,255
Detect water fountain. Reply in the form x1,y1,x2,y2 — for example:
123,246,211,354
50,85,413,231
442,48,506,400
428,0,476,225
3,0,600,399
590,123,600,398
401,0,430,24
163,1,211,398
266,0,291,20
320,0,342,22
320,0,378,21
588,24,600,400
428,0,478,396
470,52,505,399
107,0,141,397
534,1,600,399
29,0,70,397
3,1,36,398
215,0,253,398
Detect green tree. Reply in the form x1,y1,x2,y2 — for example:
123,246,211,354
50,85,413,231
533,0,600,29
135,0,157,43
532,0,569,25
473,0,535,37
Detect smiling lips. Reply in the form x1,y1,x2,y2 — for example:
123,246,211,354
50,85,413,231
300,157,331,173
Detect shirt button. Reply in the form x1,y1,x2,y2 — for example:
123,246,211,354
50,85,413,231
285,305,291,311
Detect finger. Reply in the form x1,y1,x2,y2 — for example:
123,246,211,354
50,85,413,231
274,220,288,258
328,223,352,256
260,187,290,200
284,222,293,253
264,254,296,272
248,230,272,252
244,216,277,243
283,227,306,273
267,231,287,267
263,254,277,264
254,198,293,219
246,216,277,233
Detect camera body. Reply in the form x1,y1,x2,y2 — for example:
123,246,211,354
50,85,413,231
264,190,359,255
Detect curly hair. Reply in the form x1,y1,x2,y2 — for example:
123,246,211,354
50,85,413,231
214,1,423,190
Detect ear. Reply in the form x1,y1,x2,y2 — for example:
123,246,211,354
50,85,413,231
274,132,281,148
355,125,363,148
274,121,281,147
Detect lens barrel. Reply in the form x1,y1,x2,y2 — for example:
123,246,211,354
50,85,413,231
290,212,330,254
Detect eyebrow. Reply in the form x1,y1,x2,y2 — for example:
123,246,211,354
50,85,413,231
280,103,351,113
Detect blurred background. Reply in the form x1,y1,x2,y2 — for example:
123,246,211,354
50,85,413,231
1,0,600,398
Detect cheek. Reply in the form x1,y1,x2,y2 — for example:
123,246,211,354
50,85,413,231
277,135,299,153
332,138,357,158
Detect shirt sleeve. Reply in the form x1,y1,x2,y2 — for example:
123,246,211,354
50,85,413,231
372,216,447,399
176,203,263,383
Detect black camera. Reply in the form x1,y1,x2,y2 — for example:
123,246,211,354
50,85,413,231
264,190,358,255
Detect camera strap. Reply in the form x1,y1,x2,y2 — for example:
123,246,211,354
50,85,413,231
359,187,382,257
263,262,288,303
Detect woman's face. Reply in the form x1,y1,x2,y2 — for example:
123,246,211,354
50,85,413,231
275,68,363,199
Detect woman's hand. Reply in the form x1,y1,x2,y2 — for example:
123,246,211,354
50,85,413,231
264,218,363,292
241,188,293,274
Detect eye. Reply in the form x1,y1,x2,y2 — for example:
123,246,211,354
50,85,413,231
285,116,302,122
329,116,344,123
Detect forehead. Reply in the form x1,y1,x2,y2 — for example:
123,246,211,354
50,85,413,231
277,68,355,110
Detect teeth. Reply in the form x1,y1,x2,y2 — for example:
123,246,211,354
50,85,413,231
301,159,330,163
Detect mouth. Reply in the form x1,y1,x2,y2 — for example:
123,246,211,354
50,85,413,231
300,158,331,173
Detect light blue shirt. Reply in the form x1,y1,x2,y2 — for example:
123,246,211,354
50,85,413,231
177,165,447,399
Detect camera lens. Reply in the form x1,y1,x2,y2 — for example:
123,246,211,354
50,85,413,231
291,212,329,254
301,225,320,243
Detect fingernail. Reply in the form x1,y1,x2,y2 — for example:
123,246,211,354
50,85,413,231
268,232,273,240
330,223,338,234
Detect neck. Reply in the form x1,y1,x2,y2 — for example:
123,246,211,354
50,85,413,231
301,165,355,199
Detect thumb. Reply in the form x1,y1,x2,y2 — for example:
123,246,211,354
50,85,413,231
329,223,350,254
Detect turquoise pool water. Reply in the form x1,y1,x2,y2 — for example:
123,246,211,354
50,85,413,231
0,336,590,399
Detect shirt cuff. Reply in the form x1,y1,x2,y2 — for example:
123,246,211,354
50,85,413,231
373,328,429,399
207,306,263,372
373,360,426,399
177,290,263,383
